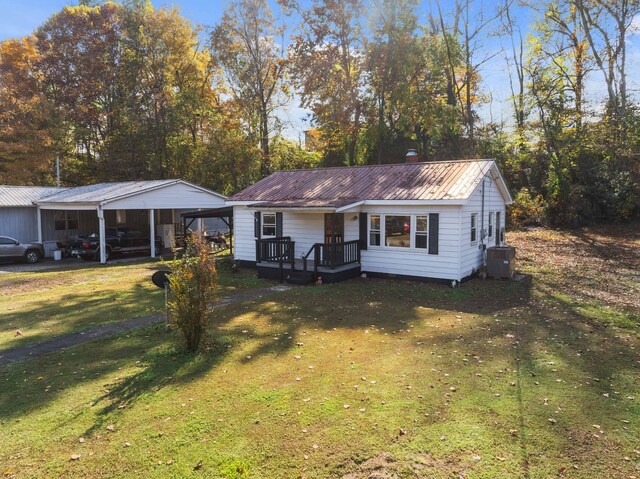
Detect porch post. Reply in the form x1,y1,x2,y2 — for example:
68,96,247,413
36,206,42,243
149,208,156,258
98,207,106,264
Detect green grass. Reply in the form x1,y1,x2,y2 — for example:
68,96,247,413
0,258,274,351
1,268,639,478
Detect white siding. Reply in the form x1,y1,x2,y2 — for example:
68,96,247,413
0,207,38,243
234,207,257,261
459,177,507,278
103,183,226,210
233,208,327,262
359,205,462,281
282,213,325,258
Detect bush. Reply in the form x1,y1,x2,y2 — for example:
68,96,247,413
216,255,238,273
168,235,217,351
509,187,547,227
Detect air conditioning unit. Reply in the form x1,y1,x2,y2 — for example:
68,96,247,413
486,246,516,279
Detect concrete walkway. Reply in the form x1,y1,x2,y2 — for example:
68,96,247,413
0,285,291,366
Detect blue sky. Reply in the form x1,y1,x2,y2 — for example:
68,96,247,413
0,1,637,139
0,1,227,40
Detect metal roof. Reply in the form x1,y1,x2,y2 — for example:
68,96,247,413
181,206,234,218
230,160,505,205
35,180,178,204
0,185,67,207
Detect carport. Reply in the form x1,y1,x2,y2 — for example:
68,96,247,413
181,206,234,254
34,180,227,264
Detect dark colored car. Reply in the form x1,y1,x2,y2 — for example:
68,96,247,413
68,227,163,261
0,236,44,264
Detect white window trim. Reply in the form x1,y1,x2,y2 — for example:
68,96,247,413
488,211,494,238
369,214,381,247
470,213,478,245
368,213,432,253
415,215,429,251
261,212,277,238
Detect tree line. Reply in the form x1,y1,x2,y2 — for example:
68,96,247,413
0,0,638,225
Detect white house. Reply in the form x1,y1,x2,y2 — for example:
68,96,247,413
227,158,512,285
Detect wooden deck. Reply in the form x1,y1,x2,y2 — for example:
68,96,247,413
257,259,361,284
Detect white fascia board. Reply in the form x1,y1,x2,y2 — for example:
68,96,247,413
252,206,337,213
175,180,228,200
335,201,364,213
488,165,514,204
362,199,466,206
226,201,265,206
35,202,99,210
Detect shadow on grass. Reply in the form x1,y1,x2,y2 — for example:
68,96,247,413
0,273,637,475
0,288,163,350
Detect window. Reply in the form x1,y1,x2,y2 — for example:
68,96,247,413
415,216,428,249
262,213,276,237
488,212,494,238
0,237,17,245
369,215,380,246
385,215,411,248
470,213,477,243
116,210,127,224
54,211,78,231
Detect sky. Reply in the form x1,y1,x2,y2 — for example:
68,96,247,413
0,1,637,140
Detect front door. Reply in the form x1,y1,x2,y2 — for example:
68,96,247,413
324,213,344,244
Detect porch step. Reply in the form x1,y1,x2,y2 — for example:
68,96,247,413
286,270,315,285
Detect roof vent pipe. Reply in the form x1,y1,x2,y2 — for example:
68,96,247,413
405,149,418,163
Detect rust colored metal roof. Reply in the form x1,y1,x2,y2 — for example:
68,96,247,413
230,160,496,204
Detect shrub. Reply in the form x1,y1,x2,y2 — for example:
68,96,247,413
216,255,238,273
168,235,217,351
509,187,547,227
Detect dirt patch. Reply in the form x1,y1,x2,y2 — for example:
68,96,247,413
342,452,469,479
508,224,640,314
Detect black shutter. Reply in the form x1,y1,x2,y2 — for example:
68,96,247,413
428,213,439,255
254,212,261,239
359,213,368,250
275,212,283,237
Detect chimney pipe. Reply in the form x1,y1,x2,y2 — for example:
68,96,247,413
405,149,418,163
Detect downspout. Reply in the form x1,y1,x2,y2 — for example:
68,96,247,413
481,179,487,267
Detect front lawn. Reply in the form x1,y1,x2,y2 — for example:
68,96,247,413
0,257,271,351
0,226,638,478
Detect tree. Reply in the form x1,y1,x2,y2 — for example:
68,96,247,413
168,234,217,352
210,0,288,177
366,0,421,163
0,37,56,184
574,0,640,141
281,0,367,166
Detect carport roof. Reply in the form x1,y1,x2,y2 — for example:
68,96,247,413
0,186,67,207
34,180,225,206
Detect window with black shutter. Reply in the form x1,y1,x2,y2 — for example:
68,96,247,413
428,213,439,255
254,211,261,239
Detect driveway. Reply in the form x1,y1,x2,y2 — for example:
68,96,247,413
0,253,173,274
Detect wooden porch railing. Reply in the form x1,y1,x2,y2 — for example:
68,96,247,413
303,240,360,276
256,237,295,282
